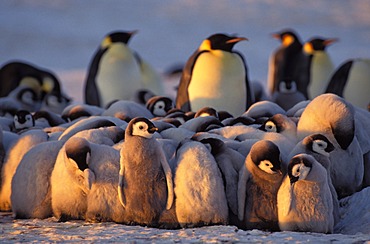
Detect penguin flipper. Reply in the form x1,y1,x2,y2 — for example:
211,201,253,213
176,50,208,112
325,60,353,96
236,52,254,109
237,166,251,221
157,142,174,210
85,49,106,106
118,159,126,208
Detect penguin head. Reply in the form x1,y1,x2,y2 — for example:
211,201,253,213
65,137,91,172
126,117,158,139
17,87,40,107
272,29,301,46
146,96,174,117
250,140,282,175
288,154,313,184
199,33,248,52
278,79,297,93
303,37,338,54
194,107,219,119
197,137,225,156
101,30,138,49
305,133,335,157
13,110,35,130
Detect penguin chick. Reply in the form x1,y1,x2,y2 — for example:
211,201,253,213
198,137,245,217
50,137,94,221
237,140,284,231
270,79,307,111
297,93,363,198
145,95,174,117
102,100,154,121
277,154,334,234
13,110,35,132
118,117,174,227
287,133,339,225
11,140,64,219
174,139,228,227
258,113,297,143
176,33,252,117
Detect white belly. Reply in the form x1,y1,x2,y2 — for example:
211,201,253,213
188,51,247,117
344,59,370,110
308,52,335,99
96,44,142,107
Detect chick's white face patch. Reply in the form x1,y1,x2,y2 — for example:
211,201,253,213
132,121,154,138
258,160,277,174
291,163,310,181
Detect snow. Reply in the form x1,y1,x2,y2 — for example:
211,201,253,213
1,0,370,242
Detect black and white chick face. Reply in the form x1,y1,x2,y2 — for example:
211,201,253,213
14,110,35,130
146,96,174,117
251,140,283,175
128,117,158,139
288,155,313,184
305,134,334,157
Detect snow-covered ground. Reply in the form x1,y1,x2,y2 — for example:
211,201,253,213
1,1,370,242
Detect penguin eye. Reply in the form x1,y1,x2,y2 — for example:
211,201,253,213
14,117,18,122
139,125,144,130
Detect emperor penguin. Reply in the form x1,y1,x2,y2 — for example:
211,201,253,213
0,60,69,103
267,29,308,98
237,140,284,231
325,58,370,110
118,117,174,227
176,33,253,117
145,96,174,117
84,31,143,107
277,154,334,234
302,37,337,99
270,78,307,111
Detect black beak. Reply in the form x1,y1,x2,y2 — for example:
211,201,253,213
148,126,158,134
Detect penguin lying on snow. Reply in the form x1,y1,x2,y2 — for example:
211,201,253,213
277,153,334,234
176,33,253,117
118,117,174,227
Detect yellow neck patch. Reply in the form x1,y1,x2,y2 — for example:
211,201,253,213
282,35,294,46
42,77,54,93
101,36,112,49
303,43,314,54
199,39,211,51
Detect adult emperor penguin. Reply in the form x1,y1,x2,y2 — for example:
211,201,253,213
277,154,334,233
237,140,284,231
325,58,370,110
302,37,337,99
118,117,174,227
267,29,308,98
176,33,253,117
84,31,143,107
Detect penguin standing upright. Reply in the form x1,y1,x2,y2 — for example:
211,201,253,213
267,29,308,98
302,37,337,99
325,58,370,110
85,31,162,108
277,154,334,233
118,117,174,227
176,33,253,117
